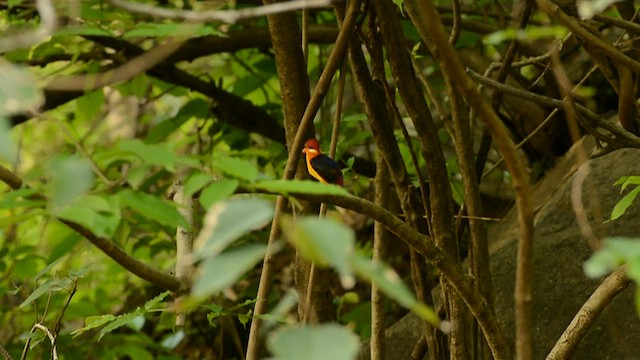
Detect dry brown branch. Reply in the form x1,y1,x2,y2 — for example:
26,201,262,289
546,267,630,360
45,39,185,91
405,0,533,358
245,0,360,357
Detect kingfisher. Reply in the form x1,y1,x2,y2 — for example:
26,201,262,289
302,138,343,186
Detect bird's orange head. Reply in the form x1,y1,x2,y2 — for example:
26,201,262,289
302,138,321,155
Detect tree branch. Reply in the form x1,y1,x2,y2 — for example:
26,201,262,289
0,164,183,293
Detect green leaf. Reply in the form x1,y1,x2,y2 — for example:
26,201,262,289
118,189,189,229
0,117,16,162
76,89,105,123
255,179,350,196
610,186,640,220
267,324,359,360
55,26,113,37
12,255,46,280
48,154,94,210
192,244,268,298
183,172,213,198
98,313,141,340
161,330,185,349
145,290,171,310
285,217,355,288
483,26,568,45
212,154,259,182
118,139,179,171
145,98,210,144
72,314,117,337
0,63,43,117
123,23,216,38
615,175,640,192
584,237,640,279
55,194,121,238
194,198,273,259
20,277,74,308
577,0,622,19
199,180,239,209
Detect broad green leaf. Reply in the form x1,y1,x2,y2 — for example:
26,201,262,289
484,26,568,45
0,63,43,117
0,117,16,162
12,255,46,280
144,291,171,310
183,172,213,198
123,23,216,38
584,237,640,280
610,186,640,220
613,175,640,190
212,155,259,182
72,314,117,336
577,0,622,19
119,344,154,360
192,244,268,298
267,324,359,360
118,189,189,229
76,89,105,123
145,98,210,144
56,194,121,238
118,139,179,171
161,330,185,349
255,179,349,196
48,233,81,262
48,155,94,210
193,198,273,259
98,313,140,340
285,217,355,288
55,26,113,37
199,180,239,209
20,277,74,308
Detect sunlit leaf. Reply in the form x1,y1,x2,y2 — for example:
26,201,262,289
161,330,185,349
20,277,74,308
193,198,273,259
0,117,16,162
118,189,189,229
76,89,105,123
267,324,359,360
0,63,43,117
192,244,268,298
284,217,355,288
577,0,622,19
584,237,640,280
200,180,239,209
255,179,349,196
184,172,213,198
118,139,179,171
484,26,568,45
610,186,640,220
48,155,94,210
56,194,121,238
212,154,259,182
145,98,211,144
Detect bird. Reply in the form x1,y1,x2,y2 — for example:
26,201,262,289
302,138,343,186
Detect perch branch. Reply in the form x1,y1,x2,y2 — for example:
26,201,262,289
546,267,630,360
